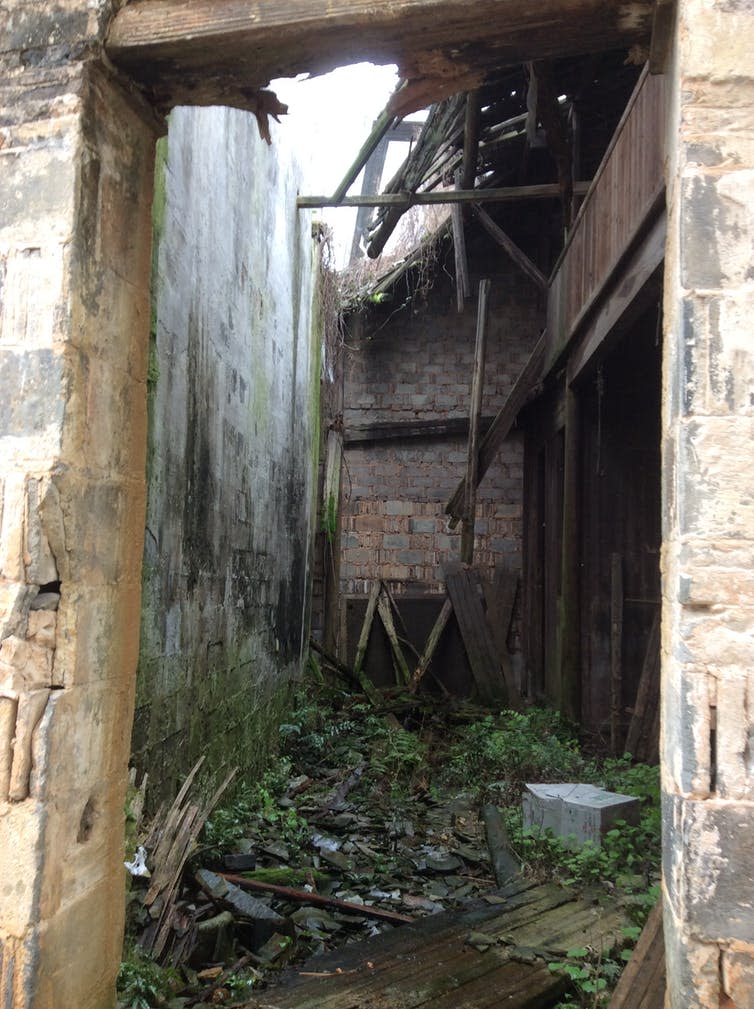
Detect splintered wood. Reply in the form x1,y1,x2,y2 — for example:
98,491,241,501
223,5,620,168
243,877,630,1009
139,758,237,960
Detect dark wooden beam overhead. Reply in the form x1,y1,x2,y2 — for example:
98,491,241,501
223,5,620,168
297,181,590,208
106,0,654,114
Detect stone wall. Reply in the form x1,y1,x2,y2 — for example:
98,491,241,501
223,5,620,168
0,4,158,1005
133,107,320,803
662,2,754,1006
341,250,543,594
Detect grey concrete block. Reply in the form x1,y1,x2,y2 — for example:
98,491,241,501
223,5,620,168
522,783,641,848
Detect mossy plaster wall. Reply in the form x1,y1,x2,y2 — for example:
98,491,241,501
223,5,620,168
0,3,159,1006
133,106,320,803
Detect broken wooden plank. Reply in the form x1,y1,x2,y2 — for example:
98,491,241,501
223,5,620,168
447,334,546,526
409,597,453,693
377,592,411,686
461,279,491,564
298,182,591,209
607,900,664,1009
471,205,548,291
218,872,414,926
345,415,495,445
624,607,661,762
107,0,653,116
248,878,629,1009
482,804,521,886
444,562,508,705
610,553,624,756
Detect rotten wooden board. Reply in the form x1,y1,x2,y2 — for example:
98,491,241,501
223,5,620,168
607,900,665,1009
107,1,653,114
444,562,507,706
243,878,629,1009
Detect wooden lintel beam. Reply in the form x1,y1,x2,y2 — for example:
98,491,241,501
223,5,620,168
298,182,589,209
106,0,653,112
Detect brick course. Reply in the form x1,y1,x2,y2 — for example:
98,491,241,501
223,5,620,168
341,255,543,593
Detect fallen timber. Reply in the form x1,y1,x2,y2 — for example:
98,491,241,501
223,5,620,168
243,876,630,1009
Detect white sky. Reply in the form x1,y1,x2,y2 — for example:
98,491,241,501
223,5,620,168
272,63,417,269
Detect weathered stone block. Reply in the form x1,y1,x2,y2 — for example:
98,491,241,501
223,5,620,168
522,783,640,847
664,794,754,943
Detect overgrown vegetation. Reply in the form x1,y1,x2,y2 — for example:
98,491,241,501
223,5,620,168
120,686,661,1008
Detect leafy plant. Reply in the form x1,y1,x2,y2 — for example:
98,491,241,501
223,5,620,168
445,709,587,802
117,948,178,1009
548,945,624,1008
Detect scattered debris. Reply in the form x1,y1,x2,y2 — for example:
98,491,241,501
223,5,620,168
120,695,660,1008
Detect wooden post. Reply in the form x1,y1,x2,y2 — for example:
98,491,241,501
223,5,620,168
451,169,470,312
559,384,581,721
460,280,490,564
610,552,623,754
461,89,481,190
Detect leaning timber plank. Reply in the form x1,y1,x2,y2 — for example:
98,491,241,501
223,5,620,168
298,183,590,209
377,593,412,686
472,205,548,290
461,279,491,563
625,607,660,760
482,569,519,703
608,900,664,1009
409,597,453,692
446,334,546,525
352,581,383,706
444,562,508,705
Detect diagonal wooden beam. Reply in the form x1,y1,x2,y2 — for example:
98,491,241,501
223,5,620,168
106,0,653,113
472,205,548,290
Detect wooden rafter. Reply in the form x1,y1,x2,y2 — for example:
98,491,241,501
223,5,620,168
298,182,590,209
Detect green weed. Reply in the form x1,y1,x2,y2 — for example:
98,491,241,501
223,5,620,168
117,947,178,1009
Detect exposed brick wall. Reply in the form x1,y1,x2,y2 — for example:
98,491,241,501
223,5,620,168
341,243,544,594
